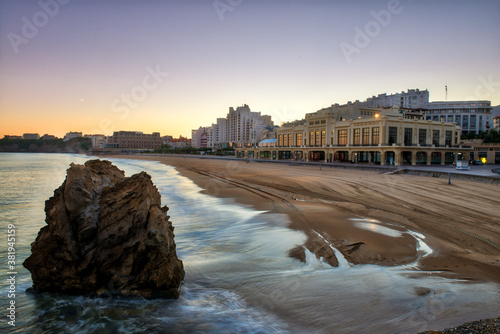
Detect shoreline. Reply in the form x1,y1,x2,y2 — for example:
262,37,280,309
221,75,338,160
99,154,500,284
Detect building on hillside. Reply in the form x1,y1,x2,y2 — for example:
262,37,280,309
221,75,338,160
167,136,191,148
23,133,40,139
161,135,173,144
64,131,82,140
41,134,58,140
4,135,22,139
423,101,492,135
360,89,430,109
84,134,106,148
107,131,161,149
191,127,209,148
236,103,472,166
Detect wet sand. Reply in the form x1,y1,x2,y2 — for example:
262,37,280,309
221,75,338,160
101,154,500,283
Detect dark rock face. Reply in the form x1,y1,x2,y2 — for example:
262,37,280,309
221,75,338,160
23,160,185,299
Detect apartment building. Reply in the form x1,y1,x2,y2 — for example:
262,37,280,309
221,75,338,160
360,89,430,109
226,104,273,147
107,131,162,149
23,133,40,139
191,127,209,148
192,104,274,149
423,101,492,135
64,131,82,140
84,134,106,148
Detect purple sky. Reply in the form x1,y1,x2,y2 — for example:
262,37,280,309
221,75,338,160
1,0,499,138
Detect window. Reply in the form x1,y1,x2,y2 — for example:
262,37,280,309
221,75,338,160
371,127,379,145
462,115,469,128
455,115,461,126
388,127,397,145
404,128,412,146
353,128,360,145
338,130,347,146
309,132,314,146
278,134,283,147
296,133,302,146
432,130,440,146
315,131,320,146
445,131,452,146
321,131,325,146
470,115,476,129
284,133,289,147
419,129,426,146
362,128,370,145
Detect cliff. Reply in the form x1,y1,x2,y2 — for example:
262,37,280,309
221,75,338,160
23,160,185,299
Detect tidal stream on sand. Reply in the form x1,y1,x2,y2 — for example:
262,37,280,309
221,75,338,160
1,153,499,333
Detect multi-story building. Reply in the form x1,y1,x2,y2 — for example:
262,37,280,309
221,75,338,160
423,101,492,135
4,135,23,139
215,118,227,147
64,131,82,140
192,105,274,149
107,131,161,149
226,104,274,147
191,127,209,148
84,134,106,148
167,136,191,148
236,103,472,166
360,89,430,109
23,133,40,139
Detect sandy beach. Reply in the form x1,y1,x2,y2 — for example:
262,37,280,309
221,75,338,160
102,154,500,284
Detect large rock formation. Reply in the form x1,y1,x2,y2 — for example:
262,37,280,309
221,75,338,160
23,160,185,299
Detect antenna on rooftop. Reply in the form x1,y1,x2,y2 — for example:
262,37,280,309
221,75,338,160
445,82,448,101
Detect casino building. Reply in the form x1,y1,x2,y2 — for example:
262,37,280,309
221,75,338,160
235,103,473,166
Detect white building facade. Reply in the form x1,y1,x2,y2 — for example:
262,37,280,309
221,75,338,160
226,104,274,147
361,89,430,109
84,134,106,148
191,127,209,148
192,105,274,149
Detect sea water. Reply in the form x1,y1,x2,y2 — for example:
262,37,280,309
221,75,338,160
1,153,499,333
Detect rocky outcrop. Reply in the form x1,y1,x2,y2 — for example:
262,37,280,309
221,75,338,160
23,160,184,299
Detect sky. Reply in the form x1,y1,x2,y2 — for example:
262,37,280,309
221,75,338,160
1,0,499,138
